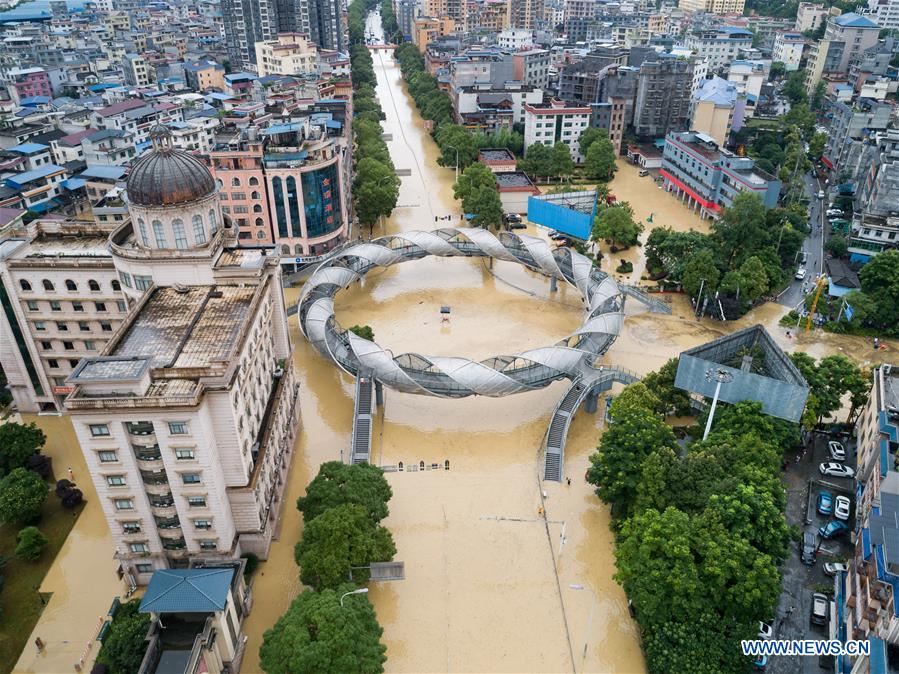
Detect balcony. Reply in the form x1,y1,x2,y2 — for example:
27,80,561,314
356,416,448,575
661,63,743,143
148,492,175,508
140,469,168,486
133,444,162,461
154,515,181,530
127,421,155,436
161,537,187,551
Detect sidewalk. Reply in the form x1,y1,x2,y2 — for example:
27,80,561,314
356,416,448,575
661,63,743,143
13,415,127,674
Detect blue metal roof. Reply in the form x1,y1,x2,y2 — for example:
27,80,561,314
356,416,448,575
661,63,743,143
833,12,878,28
27,198,59,213
864,526,872,560
325,120,343,129
8,143,48,154
6,164,64,186
139,568,234,614
19,96,50,106
263,122,303,135
869,637,887,674
60,178,86,190
88,83,119,92
79,165,126,180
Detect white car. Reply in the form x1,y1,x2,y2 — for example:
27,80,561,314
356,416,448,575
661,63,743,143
828,441,846,461
835,495,851,521
824,562,849,576
826,209,843,217
758,621,774,639
795,268,807,281
819,462,855,478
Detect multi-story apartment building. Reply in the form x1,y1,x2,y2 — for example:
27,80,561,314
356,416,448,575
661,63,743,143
685,27,754,70
677,0,745,13
497,28,533,50
523,99,592,162
455,82,544,128
858,129,899,219
866,0,899,29
0,220,129,413
398,0,420,37
842,366,899,658
633,56,694,140
307,0,345,52
823,13,882,75
510,0,543,30
6,67,52,104
691,77,739,149
772,32,806,71
795,2,837,32
64,129,299,585
220,0,276,68
124,52,153,87
727,60,765,116
661,131,782,218
512,49,551,89
823,96,892,170
183,60,226,92
255,33,319,77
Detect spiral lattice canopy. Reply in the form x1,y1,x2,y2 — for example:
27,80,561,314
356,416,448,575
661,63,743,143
297,228,627,397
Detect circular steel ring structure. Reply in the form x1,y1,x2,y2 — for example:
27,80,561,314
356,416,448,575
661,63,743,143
297,228,626,398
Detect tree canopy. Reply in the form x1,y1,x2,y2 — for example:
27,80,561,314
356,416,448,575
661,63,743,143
583,132,617,181
0,422,45,478
592,205,642,248
95,600,151,674
297,461,393,523
0,467,47,524
259,584,386,674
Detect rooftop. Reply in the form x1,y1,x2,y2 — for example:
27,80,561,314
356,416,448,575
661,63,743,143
26,234,110,258
479,148,516,162
832,12,879,28
495,171,537,189
140,568,234,614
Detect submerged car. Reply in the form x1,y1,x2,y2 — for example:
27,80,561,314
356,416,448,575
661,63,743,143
811,593,829,624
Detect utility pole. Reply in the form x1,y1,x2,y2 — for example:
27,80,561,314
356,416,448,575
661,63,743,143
703,368,734,441
694,277,706,320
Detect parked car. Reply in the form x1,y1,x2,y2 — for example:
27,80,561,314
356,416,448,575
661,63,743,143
509,222,527,230
824,562,849,576
835,495,851,521
819,520,850,539
753,654,768,670
828,441,846,461
758,620,774,639
503,213,522,224
639,169,650,177
801,531,818,565
819,462,855,478
817,190,826,199
795,268,807,280
826,209,843,217
816,491,834,515
811,592,829,624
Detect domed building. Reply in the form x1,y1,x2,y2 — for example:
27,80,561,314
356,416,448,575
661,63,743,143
110,126,233,295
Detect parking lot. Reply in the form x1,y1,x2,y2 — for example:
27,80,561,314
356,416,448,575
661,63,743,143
767,431,855,674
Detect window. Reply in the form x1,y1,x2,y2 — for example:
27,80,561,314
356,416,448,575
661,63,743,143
35,321,46,331
122,522,141,533
56,321,68,331
118,271,132,288
42,279,54,291
193,519,212,529
98,450,118,462
50,301,61,312
89,423,110,437
233,205,248,214
257,231,266,239
252,204,262,213
48,358,58,368
152,220,166,248
69,359,78,368
116,300,126,312
209,209,218,232
134,275,152,291
64,279,76,291
19,279,31,291
84,340,96,350
106,475,126,487
136,563,153,573
231,177,241,186
182,473,201,485
168,421,189,435
249,176,259,186
100,321,112,332
232,192,246,200
26,300,38,311
72,301,84,312
175,448,195,460
77,321,89,331
251,190,260,199
111,279,121,292
129,542,148,553
187,496,207,507
199,540,217,550
63,341,74,351
114,498,133,510
172,219,187,249
192,215,206,244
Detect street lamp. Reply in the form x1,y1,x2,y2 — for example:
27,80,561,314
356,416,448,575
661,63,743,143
702,368,734,441
446,145,460,183
340,587,369,607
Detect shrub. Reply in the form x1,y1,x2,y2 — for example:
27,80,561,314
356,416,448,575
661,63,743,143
15,526,48,561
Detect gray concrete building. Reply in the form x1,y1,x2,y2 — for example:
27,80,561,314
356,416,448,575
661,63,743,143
633,56,694,140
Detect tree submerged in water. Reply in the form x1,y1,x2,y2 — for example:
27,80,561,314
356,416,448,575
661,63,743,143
348,325,375,341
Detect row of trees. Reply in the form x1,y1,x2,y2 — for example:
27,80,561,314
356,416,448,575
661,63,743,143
260,461,396,673
789,352,870,426
516,128,617,183
393,43,524,171
646,193,807,316
348,0,401,231
453,163,503,229
587,375,795,672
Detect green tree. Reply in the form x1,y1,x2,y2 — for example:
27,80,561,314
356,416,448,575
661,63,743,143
711,192,767,266
96,600,150,674
811,80,827,111
783,70,807,105
591,206,642,247
0,422,46,478
643,613,755,674
769,61,786,80
15,526,48,561
550,142,574,182
859,250,899,328
259,585,386,674
583,133,617,181
353,157,401,228
434,124,480,170
825,233,849,258
295,504,396,590
297,461,392,523
705,484,791,559
640,358,692,417
586,384,677,518
348,325,375,341
681,249,720,299
465,185,504,229
737,255,769,301
808,132,827,160
453,162,496,203
0,468,47,525
578,127,606,156
518,142,553,180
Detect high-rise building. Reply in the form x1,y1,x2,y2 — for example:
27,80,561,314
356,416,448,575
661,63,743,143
633,56,694,140
307,0,345,52
64,128,299,585
866,0,899,29
678,0,745,13
510,0,544,30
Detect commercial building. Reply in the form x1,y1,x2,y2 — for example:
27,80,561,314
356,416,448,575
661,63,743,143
684,27,754,70
660,131,782,218
523,99,592,162
633,56,694,140
772,32,806,71
65,128,299,585
677,0,745,13
255,33,319,77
